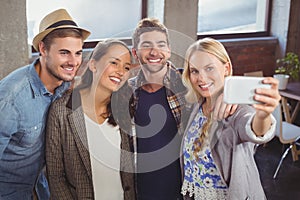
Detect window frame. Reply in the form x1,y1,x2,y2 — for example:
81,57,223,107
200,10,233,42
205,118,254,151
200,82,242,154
31,0,272,53
196,0,273,40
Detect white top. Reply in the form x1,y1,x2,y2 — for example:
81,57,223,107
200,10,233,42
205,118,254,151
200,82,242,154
84,114,124,200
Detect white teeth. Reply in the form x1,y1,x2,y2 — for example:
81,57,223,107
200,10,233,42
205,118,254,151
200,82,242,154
110,77,121,83
64,67,73,71
200,83,212,88
149,58,161,63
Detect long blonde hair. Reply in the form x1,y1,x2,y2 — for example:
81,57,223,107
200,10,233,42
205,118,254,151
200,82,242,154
182,38,233,157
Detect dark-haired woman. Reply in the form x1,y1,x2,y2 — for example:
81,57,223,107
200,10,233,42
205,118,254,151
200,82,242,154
45,39,136,200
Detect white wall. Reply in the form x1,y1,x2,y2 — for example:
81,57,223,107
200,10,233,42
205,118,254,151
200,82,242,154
270,0,291,58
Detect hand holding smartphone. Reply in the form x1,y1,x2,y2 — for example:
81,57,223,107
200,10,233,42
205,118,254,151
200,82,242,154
223,76,271,104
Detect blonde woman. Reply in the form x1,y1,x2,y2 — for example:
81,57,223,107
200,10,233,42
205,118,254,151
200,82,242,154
180,38,281,199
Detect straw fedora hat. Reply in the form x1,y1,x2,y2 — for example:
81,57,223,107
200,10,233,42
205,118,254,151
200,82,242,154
32,8,90,51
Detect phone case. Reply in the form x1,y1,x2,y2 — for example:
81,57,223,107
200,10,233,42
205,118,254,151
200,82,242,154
223,76,271,104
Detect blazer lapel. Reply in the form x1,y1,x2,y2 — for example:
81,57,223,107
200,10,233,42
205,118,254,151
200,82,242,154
68,107,93,180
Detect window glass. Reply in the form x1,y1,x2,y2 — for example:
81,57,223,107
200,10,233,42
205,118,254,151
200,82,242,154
198,0,269,35
145,0,269,37
26,0,142,45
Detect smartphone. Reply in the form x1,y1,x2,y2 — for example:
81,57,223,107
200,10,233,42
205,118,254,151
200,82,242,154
223,76,271,104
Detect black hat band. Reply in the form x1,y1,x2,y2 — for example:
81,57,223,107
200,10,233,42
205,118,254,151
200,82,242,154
46,20,78,30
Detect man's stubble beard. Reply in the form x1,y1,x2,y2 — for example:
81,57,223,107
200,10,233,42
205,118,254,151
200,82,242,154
45,57,76,82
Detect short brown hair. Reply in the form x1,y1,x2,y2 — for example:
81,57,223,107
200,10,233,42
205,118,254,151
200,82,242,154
132,18,169,49
41,28,83,51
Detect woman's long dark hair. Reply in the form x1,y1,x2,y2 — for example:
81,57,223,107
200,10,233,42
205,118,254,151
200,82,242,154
76,39,132,126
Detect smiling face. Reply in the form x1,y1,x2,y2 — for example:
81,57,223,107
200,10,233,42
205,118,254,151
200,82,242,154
189,50,230,98
40,37,83,83
133,30,171,73
91,44,131,93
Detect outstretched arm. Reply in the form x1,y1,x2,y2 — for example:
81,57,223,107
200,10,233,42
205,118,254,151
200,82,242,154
251,77,281,136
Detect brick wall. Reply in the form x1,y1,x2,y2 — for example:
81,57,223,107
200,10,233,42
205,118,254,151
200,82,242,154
221,37,278,77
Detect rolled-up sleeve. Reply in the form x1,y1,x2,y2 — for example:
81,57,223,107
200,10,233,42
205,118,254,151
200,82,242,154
245,113,276,144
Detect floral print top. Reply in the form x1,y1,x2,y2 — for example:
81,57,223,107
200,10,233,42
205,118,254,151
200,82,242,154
181,108,228,200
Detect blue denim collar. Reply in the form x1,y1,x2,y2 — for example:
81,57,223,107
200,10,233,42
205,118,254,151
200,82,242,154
28,59,70,99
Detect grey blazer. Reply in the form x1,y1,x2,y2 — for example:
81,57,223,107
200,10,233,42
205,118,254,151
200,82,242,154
181,103,276,200
45,90,136,200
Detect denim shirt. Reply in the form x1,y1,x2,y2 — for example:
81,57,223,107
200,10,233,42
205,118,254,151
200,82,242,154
0,59,70,200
